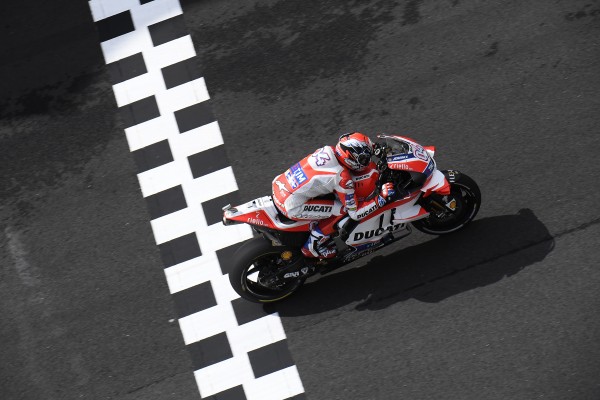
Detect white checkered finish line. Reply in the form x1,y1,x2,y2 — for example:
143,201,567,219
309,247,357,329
88,1,305,399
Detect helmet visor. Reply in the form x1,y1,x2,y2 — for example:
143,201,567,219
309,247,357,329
339,133,372,167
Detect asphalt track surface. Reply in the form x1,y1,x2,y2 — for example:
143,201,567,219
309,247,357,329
1,0,600,399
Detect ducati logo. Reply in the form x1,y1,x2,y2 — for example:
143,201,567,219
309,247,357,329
302,204,332,213
353,223,404,241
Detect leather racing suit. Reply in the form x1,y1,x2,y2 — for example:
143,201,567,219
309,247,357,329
272,146,382,224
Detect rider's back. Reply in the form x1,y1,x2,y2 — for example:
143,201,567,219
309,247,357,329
273,146,349,212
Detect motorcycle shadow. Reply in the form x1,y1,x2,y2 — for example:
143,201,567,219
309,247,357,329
265,208,554,315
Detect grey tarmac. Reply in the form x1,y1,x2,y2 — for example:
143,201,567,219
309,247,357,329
1,0,599,399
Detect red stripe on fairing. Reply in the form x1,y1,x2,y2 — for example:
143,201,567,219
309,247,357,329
227,210,310,232
423,176,451,197
437,179,451,195
424,145,436,155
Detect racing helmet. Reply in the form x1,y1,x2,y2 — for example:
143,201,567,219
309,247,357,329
335,132,374,171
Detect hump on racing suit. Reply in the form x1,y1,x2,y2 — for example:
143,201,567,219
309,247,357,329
271,146,382,222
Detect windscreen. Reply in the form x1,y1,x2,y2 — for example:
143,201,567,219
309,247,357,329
380,136,411,157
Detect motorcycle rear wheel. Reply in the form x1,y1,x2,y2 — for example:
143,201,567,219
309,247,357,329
412,171,481,235
229,237,306,303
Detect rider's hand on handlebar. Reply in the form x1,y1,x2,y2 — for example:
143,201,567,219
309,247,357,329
376,182,395,207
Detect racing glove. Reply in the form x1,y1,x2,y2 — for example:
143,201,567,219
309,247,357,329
376,182,396,207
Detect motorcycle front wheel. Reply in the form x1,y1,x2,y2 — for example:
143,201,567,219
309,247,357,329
412,171,481,235
228,237,306,303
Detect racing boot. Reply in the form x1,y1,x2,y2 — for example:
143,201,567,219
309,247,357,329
301,221,337,259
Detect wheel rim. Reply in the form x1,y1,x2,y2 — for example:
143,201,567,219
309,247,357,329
421,183,479,232
240,252,303,301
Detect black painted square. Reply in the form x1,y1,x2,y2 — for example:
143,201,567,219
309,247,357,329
284,394,306,400
148,14,187,47
145,185,187,220
131,139,173,173
107,52,147,84
203,385,246,400
231,297,269,326
119,95,160,129
162,56,203,89
188,332,233,370
201,191,241,226
174,100,216,133
96,10,135,42
158,232,202,268
188,145,230,179
216,242,246,275
172,281,217,318
248,340,295,378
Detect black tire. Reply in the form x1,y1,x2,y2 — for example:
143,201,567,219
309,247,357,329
228,237,306,303
412,171,481,235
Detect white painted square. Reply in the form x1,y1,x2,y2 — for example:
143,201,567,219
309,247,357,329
169,121,224,160
196,223,254,253
150,206,204,245
244,366,305,400
183,167,241,203
164,252,222,294
228,314,287,356
143,35,196,71
156,78,210,115
194,355,254,398
131,0,182,29
211,273,241,305
178,303,237,345
100,29,153,64
112,71,165,107
124,115,178,151
137,160,191,197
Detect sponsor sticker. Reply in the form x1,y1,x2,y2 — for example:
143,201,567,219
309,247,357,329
353,171,375,181
247,217,266,226
345,193,356,210
446,170,458,182
352,223,404,241
285,163,308,189
357,204,378,219
389,162,410,170
302,204,333,213
343,247,377,263
389,154,413,162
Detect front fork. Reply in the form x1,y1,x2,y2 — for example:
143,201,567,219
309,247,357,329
419,192,456,216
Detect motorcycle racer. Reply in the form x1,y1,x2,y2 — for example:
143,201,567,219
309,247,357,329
272,132,396,258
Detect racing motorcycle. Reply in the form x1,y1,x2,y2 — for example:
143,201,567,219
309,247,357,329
222,134,481,303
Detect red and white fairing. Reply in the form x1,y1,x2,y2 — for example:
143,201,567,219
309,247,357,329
224,196,311,232
224,135,452,249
